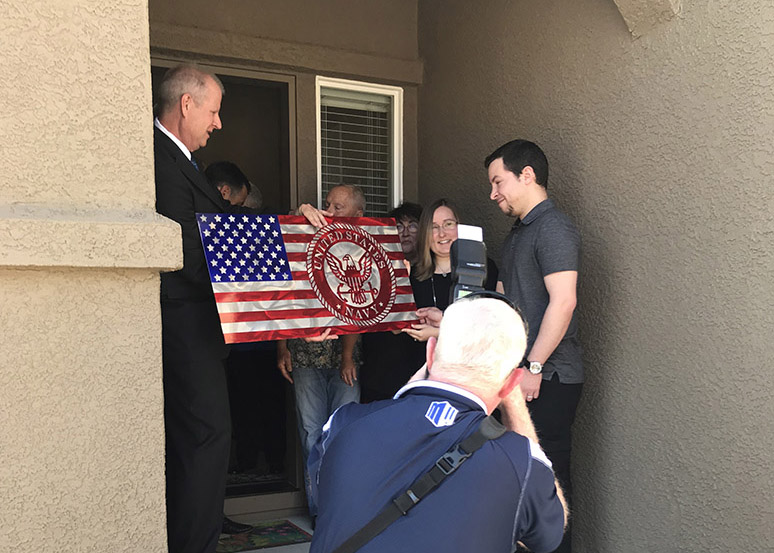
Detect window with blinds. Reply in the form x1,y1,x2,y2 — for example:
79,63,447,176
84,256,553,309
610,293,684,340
317,78,403,216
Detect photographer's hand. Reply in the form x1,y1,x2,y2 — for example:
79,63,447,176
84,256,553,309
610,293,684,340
402,323,439,342
416,306,443,328
277,340,293,384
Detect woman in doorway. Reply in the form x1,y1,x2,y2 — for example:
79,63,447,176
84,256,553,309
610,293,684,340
403,198,498,342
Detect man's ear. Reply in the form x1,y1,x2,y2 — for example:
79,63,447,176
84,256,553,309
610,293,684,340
520,165,536,185
497,367,524,399
180,93,193,116
356,209,364,217
426,336,437,373
217,185,229,201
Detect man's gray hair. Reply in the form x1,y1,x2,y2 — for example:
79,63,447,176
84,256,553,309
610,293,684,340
156,65,225,117
333,184,367,213
433,298,527,389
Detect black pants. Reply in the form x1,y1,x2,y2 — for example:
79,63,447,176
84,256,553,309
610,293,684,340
527,373,583,553
162,299,231,553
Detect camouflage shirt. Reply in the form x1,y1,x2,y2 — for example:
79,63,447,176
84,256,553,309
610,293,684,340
287,335,362,371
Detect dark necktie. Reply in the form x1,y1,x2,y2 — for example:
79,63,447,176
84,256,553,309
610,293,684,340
190,157,199,171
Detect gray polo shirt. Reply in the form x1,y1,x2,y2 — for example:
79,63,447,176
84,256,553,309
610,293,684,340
501,199,583,383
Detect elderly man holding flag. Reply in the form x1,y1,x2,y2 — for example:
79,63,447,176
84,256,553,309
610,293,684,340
277,184,365,515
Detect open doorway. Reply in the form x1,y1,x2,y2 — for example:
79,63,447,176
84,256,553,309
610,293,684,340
151,62,306,514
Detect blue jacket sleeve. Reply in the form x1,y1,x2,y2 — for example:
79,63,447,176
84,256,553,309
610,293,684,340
306,404,355,514
515,440,566,553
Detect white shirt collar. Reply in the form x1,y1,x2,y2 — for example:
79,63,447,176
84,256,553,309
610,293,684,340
393,380,488,413
154,118,192,161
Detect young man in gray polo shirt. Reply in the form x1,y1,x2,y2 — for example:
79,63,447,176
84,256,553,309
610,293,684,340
486,139,583,553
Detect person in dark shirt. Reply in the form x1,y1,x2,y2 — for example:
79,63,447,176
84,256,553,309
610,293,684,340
204,160,250,207
487,139,583,553
360,202,425,402
391,201,423,266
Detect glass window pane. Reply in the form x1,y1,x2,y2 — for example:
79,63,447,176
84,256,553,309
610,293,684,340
320,87,394,216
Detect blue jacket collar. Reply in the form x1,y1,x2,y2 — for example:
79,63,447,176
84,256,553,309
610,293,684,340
394,380,488,413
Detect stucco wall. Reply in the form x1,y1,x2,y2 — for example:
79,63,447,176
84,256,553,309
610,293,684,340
0,269,168,551
1,1,176,551
418,1,774,551
2,1,156,211
148,0,421,206
149,0,418,61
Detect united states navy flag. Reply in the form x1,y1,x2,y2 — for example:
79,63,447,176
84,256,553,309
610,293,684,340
196,213,418,343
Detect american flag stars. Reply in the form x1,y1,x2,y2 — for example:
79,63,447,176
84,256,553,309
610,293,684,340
197,213,292,283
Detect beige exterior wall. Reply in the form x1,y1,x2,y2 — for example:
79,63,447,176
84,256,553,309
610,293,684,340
148,0,421,208
1,1,178,551
418,1,774,551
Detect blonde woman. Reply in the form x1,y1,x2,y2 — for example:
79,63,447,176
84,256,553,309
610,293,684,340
403,198,498,341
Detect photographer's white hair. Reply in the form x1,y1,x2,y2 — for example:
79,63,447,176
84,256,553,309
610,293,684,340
433,298,527,390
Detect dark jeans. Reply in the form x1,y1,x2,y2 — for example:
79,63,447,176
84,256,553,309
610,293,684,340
526,373,583,553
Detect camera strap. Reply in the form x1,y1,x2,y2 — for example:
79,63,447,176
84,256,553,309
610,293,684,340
331,414,507,553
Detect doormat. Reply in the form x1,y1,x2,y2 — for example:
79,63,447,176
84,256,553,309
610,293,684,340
217,519,312,552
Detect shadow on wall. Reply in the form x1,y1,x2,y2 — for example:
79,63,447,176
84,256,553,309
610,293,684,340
572,223,615,553
549,140,617,553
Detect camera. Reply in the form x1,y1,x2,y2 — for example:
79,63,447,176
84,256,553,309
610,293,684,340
449,224,488,304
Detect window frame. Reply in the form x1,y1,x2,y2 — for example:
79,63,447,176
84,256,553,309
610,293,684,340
315,76,404,214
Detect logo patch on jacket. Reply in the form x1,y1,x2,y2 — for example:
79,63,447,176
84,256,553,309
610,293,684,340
425,401,458,427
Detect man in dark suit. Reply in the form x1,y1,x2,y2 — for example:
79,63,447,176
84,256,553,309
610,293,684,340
154,64,234,553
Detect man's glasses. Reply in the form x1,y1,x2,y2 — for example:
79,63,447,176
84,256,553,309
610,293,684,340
396,222,419,234
432,220,458,234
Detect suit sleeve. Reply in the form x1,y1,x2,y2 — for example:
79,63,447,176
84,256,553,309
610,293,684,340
155,157,212,290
